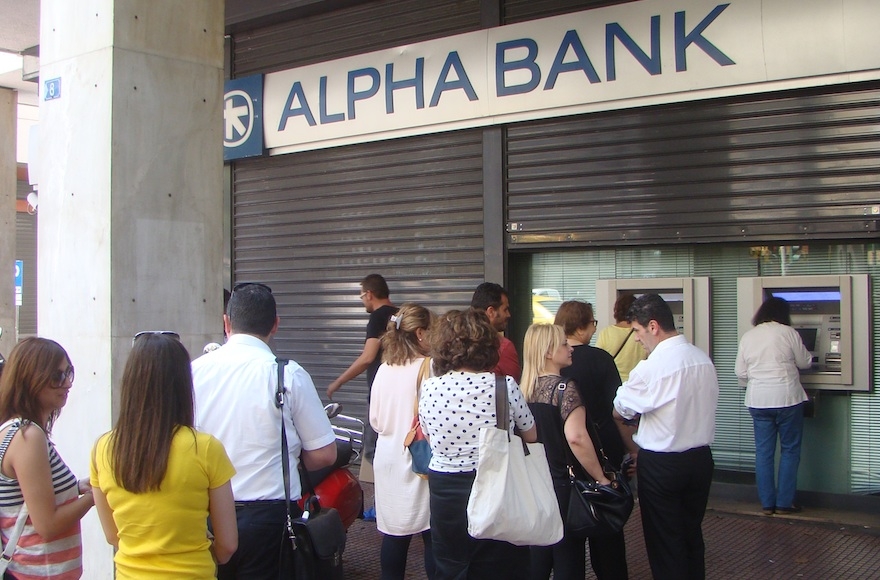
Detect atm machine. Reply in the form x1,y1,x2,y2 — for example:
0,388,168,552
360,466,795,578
737,275,870,391
596,277,711,355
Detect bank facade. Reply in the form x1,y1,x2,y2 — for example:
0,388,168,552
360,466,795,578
224,0,880,497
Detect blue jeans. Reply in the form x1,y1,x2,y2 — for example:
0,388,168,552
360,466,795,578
750,404,804,509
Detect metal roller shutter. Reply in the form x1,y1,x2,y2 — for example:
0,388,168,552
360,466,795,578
16,180,37,337
232,130,486,419
232,0,481,76
503,0,626,25
229,0,485,419
506,82,880,248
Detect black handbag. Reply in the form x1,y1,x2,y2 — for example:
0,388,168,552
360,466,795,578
555,382,634,537
290,496,346,580
277,358,347,580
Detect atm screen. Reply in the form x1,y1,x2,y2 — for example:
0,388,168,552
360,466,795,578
795,327,818,351
769,289,841,314
771,290,841,302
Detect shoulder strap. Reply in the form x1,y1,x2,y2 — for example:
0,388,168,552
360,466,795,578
556,381,611,475
0,504,29,569
612,328,635,359
555,381,582,476
0,419,28,570
494,375,509,431
412,357,432,417
275,358,297,538
0,420,21,465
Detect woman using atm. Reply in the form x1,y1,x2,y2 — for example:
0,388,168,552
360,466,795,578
735,297,813,516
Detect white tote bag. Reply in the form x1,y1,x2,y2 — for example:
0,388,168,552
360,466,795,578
466,377,563,547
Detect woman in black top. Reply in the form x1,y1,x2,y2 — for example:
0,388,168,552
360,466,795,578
555,301,630,579
520,323,610,580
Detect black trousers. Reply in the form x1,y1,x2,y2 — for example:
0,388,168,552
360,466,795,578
637,447,714,580
381,530,435,580
217,500,300,580
428,470,530,580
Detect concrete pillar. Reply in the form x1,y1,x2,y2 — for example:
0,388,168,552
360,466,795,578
0,89,15,357
38,2,224,576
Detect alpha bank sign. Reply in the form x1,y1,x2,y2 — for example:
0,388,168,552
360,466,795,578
224,0,880,159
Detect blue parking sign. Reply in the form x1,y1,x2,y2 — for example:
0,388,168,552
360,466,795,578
14,260,23,306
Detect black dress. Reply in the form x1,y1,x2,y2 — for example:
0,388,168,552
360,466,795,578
528,375,590,580
562,344,626,467
561,345,630,580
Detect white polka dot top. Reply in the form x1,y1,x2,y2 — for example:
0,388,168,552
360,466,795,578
418,371,535,473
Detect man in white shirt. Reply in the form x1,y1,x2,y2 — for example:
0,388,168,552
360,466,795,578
613,293,719,580
192,282,337,580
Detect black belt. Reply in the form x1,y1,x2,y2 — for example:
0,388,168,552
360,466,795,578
641,445,710,455
234,499,287,508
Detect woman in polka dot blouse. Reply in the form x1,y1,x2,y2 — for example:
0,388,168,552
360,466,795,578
419,308,537,580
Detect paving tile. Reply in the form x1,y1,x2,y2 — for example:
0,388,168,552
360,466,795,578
342,483,880,579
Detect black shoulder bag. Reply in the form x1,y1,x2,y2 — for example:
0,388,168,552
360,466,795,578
276,358,347,580
556,382,633,537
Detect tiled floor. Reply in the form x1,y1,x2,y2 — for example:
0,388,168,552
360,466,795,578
342,482,880,579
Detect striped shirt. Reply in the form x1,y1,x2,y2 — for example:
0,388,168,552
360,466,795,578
0,419,82,579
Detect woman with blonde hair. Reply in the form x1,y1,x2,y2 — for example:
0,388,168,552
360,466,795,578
554,301,629,579
521,323,613,580
90,332,238,578
370,303,435,579
0,338,95,579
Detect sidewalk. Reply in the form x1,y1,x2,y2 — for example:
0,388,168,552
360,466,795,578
342,481,880,579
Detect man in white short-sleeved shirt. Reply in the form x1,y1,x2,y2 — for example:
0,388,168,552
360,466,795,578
192,282,336,580
613,293,718,580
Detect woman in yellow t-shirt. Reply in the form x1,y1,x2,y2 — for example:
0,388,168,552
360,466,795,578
90,333,238,579
595,294,646,382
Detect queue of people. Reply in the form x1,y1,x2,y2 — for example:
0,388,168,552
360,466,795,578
0,277,810,580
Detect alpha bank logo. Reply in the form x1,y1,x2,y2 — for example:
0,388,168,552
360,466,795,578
224,75,264,161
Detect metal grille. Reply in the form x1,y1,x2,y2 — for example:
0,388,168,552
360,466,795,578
232,0,481,76
232,130,485,419
229,0,486,421
16,180,37,336
506,82,880,248
503,0,626,24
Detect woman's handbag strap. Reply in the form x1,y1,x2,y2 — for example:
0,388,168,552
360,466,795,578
556,381,611,474
494,375,509,431
412,357,432,417
0,503,29,573
612,328,635,359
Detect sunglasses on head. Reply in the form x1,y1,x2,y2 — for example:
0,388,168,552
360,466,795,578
232,282,272,294
132,331,181,346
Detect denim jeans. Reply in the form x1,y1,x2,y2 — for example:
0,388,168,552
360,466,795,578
749,403,804,509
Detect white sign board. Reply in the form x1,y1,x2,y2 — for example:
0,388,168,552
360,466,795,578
261,0,880,155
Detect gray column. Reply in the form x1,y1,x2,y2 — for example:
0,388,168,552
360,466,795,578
0,89,15,357
37,2,224,576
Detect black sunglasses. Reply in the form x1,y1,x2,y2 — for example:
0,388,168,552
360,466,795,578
132,331,181,346
232,282,272,294
51,366,75,387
